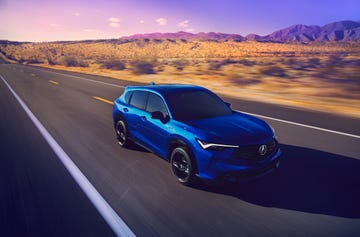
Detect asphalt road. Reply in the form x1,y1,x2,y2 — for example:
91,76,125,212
1,60,359,237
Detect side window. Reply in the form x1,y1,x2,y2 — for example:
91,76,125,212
124,91,133,104
146,93,168,116
129,91,148,110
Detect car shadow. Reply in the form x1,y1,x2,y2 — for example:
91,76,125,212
193,144,360,218
125,141,150,153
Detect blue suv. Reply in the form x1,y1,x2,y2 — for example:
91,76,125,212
113,84,281,185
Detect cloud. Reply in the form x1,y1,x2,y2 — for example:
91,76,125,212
177,20,189,28
156,18,167,26
49,24,61,28
109,22,120,28
109,17,120,23
73,12,80,17
109,17,121,28
139,20,145,24
185,28,195,32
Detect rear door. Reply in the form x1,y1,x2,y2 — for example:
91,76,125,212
126,90,149,146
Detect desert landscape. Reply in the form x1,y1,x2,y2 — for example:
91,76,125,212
1,20,359,118
1,1,360,236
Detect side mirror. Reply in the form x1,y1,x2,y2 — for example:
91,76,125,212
151,111,163,120
151,111,169,124
225,102,231,108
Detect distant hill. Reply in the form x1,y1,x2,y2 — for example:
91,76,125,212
121,20,360,43
121,31,244,42
317,20,360,41
261,24,322,42
259,20,360,42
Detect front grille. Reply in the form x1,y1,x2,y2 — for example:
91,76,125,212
232,139,278,161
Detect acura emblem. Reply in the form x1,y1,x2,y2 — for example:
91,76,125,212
259,145,267,155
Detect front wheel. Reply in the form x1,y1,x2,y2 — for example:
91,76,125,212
171,147,196,186
115,119,130,148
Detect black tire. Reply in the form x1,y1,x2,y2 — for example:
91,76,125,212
115,119,130,148
170,147,196,186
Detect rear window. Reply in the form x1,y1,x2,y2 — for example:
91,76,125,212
124,91,133,104
129,91,148,110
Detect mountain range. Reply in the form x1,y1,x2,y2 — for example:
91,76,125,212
121,20,360,43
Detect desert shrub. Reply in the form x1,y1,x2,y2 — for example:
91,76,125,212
61,56,88,67
306,57,321,68
208,60,223,70
18,58,26,64
190,42,200,50
130,59,156,74
46,56,57,65
27,57,43,64
283,58,297,66
327,55,344,67
48,48,57,55
172,60,188,71
135,39,149,47
101,60,126,70
208,59,239,70
192,60,201,66
347,59,360,67
238,59,255,66
79,60,89,67
62,56,77,67
6,54,17,61
231,78,261,86
308,57,321,65
153,39,163,44
222,59,238,65
261,66,287,77
28,59,42,64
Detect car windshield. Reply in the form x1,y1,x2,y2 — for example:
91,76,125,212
165,90,232,121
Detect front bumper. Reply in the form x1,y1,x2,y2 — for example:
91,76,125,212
219,152,281,182
195,143,282,181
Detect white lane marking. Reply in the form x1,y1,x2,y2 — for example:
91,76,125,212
239,110,360,139
25,66,125,88
0,75,135,237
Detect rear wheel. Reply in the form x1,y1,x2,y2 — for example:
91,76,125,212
171,147,196,186
115,119,130,148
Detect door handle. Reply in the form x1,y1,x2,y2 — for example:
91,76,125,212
123,108,128,112
140,116,147,121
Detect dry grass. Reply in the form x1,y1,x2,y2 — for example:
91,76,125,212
1,40,359,118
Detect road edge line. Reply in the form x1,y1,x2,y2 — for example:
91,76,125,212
0,75,136,237
29,66,125,88
239,110,360,139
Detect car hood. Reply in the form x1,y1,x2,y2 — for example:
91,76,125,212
184,112,273,145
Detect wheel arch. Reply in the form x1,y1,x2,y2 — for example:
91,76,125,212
167,138,198,174
113,112,125,127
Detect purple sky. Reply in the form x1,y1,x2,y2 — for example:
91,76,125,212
0,0,359,42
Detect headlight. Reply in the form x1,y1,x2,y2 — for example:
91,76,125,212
270,125,275,134
270,125,278,139
196,138,239,150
